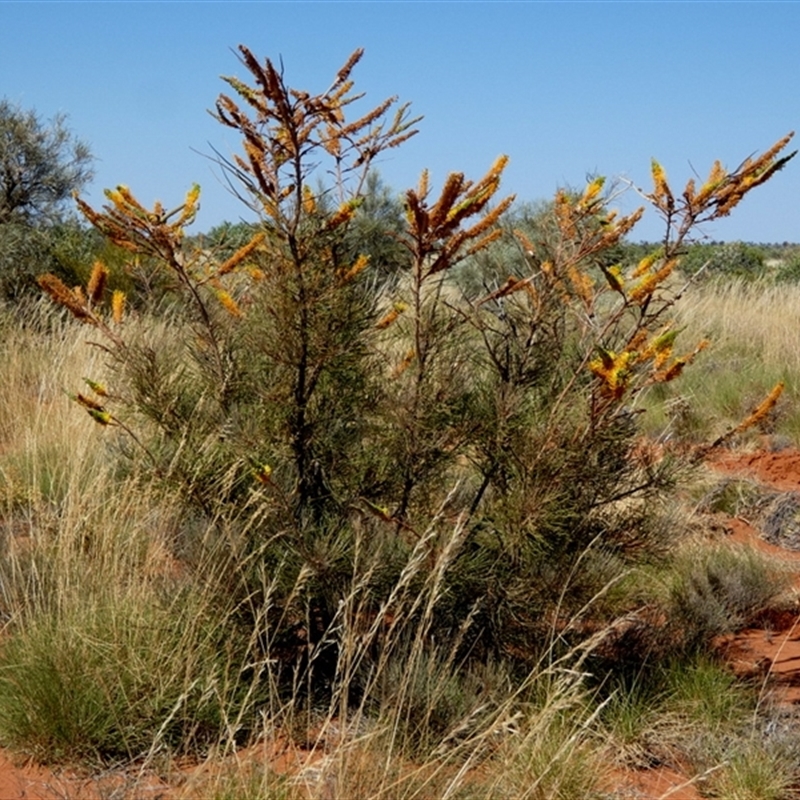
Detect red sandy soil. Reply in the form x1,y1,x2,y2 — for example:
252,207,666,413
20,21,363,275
2,446,800,800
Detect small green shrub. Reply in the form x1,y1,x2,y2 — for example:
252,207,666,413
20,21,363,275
678,241,766,281
668,543,789,646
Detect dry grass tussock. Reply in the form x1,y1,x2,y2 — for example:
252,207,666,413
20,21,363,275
640,277,800,443
677,279,800,375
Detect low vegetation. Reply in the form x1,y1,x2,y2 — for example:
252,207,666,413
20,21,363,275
0,45,799,798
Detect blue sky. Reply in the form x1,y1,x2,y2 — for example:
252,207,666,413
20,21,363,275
2,1,799,242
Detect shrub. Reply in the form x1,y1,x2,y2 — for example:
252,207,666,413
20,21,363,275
677,241,766,281
35,44,795,694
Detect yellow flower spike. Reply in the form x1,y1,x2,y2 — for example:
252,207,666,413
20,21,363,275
589,349,635,398
601,264,625,293
253,464,273,485
116,185,147,213
651,160,667,193
174,183,201,227
653,348,673,370
595,347,616,371
580,176,605,207
651,328,679,353
632,250,662,279
216,290,243,318
111,290,126,323
362,498,393,522
104,188,128,212
650,159,675,211
185,183,201,209
83,378,109,398
326,198,362,230
88,408,113,426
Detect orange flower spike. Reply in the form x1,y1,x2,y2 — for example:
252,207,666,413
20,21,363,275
683,178,697,208
74,392,105,411
735,381,785,433
87,261,109,305
342,254,370,282
654,340,709,383
567,264,594,308
628,259,677,304
696,160,728,204
523,282,539,310
514,229,537,257
392,349,416,378
111,290,126,324
430,172,466,229
627,329,649,355
219,232,266,276
375,301,408,330
464,228,504,259
417,169,429,200
326,198,361,230
37,273,93,323
217,290,243,318
302,185,316,215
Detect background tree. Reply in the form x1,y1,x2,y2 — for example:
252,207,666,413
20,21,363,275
0,100,94,299
0,100,93,224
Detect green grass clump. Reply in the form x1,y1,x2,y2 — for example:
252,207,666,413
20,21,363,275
667,543,791,646
0,588,251,762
